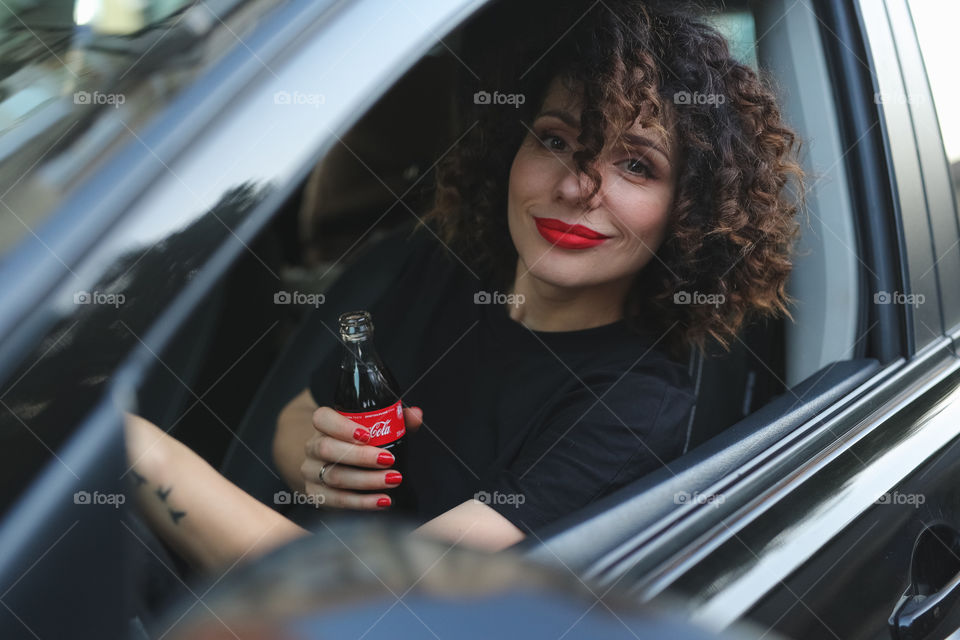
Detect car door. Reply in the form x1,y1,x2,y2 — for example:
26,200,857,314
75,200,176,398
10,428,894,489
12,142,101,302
517,1,960,639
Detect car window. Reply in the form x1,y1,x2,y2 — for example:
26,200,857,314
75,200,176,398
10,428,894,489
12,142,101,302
705,9,758,69
0,0,286,517
694,3,866,431
0,0,277,257
760,0,863,384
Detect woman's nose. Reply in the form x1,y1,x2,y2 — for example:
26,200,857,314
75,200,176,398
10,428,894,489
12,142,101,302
554,164,603,210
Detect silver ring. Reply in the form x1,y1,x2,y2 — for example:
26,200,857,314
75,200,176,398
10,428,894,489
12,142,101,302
319,462,332,484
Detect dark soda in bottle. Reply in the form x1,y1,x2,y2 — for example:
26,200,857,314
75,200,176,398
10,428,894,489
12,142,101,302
333,311,406,501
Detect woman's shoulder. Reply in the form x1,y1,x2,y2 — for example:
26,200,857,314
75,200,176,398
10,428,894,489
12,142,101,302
624,341,695,399
574,353,695,422
530,331,695,450
570,323,696,399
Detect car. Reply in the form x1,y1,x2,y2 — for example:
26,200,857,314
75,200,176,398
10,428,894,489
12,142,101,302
0,0,958,638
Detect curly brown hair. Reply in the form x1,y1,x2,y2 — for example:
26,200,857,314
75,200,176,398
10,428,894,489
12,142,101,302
421,0,805,362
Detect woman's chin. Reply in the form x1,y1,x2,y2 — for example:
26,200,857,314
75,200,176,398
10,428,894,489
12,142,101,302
518,251,607,290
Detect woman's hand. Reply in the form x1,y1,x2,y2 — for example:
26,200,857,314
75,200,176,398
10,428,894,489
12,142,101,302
301,405,422,510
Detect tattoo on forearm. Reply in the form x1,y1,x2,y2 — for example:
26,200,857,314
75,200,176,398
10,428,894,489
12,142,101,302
153,486,186,524
127,472,188,526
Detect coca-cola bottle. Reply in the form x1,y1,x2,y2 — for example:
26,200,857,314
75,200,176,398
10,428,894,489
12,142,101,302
334,311,406,500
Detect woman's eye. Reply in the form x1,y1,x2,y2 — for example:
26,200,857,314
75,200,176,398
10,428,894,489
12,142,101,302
537,133,568,151
618,158,652,178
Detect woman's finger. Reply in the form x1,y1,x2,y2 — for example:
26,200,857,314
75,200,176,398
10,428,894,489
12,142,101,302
304,433,395,469
306,462,402,491
301,456,401,489
402,406,423,433
303,481,392,510
312,406,373,443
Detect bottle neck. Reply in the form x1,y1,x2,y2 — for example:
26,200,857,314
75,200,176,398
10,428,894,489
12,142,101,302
339,336,382,369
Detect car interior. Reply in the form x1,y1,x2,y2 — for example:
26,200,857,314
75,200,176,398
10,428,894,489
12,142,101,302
122,0,885,609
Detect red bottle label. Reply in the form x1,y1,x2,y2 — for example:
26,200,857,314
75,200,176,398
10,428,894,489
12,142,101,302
337,400,405,446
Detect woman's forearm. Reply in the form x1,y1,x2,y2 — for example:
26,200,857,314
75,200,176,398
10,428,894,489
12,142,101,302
124,413,310,572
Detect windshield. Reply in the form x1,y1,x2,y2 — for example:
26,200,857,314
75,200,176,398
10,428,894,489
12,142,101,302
0,0,192,111
0,0,257,257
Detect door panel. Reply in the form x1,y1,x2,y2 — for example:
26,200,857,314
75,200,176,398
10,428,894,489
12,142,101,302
646,343,960,638
0,400,127,640
745,378,960,639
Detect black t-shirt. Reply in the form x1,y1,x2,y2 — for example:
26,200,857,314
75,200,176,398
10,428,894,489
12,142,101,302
308,223,696,535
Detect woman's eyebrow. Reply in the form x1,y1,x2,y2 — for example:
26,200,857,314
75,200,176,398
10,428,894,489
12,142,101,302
536,108,670,166
535,108,580,129
620,133,670,165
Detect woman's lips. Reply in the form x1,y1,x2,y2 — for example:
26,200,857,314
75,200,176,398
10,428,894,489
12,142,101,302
533,216,610,249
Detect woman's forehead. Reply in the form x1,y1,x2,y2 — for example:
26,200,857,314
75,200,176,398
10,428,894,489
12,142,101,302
538,76,583,113
536,76,674,156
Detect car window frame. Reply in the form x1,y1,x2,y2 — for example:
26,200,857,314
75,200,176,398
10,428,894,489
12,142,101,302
857,0,945,355
893,0,960,343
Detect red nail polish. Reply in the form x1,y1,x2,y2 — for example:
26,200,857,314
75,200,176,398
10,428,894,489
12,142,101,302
354,428,370,443
377,452,394,466
385,472,402,485
377,497,391,507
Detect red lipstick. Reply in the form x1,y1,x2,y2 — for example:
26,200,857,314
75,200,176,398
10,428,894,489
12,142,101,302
533,217,610,250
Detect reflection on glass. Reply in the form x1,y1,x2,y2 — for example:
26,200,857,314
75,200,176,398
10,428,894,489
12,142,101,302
0,180,272,516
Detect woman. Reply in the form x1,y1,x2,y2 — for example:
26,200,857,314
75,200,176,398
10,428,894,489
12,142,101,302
125,0,803,571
